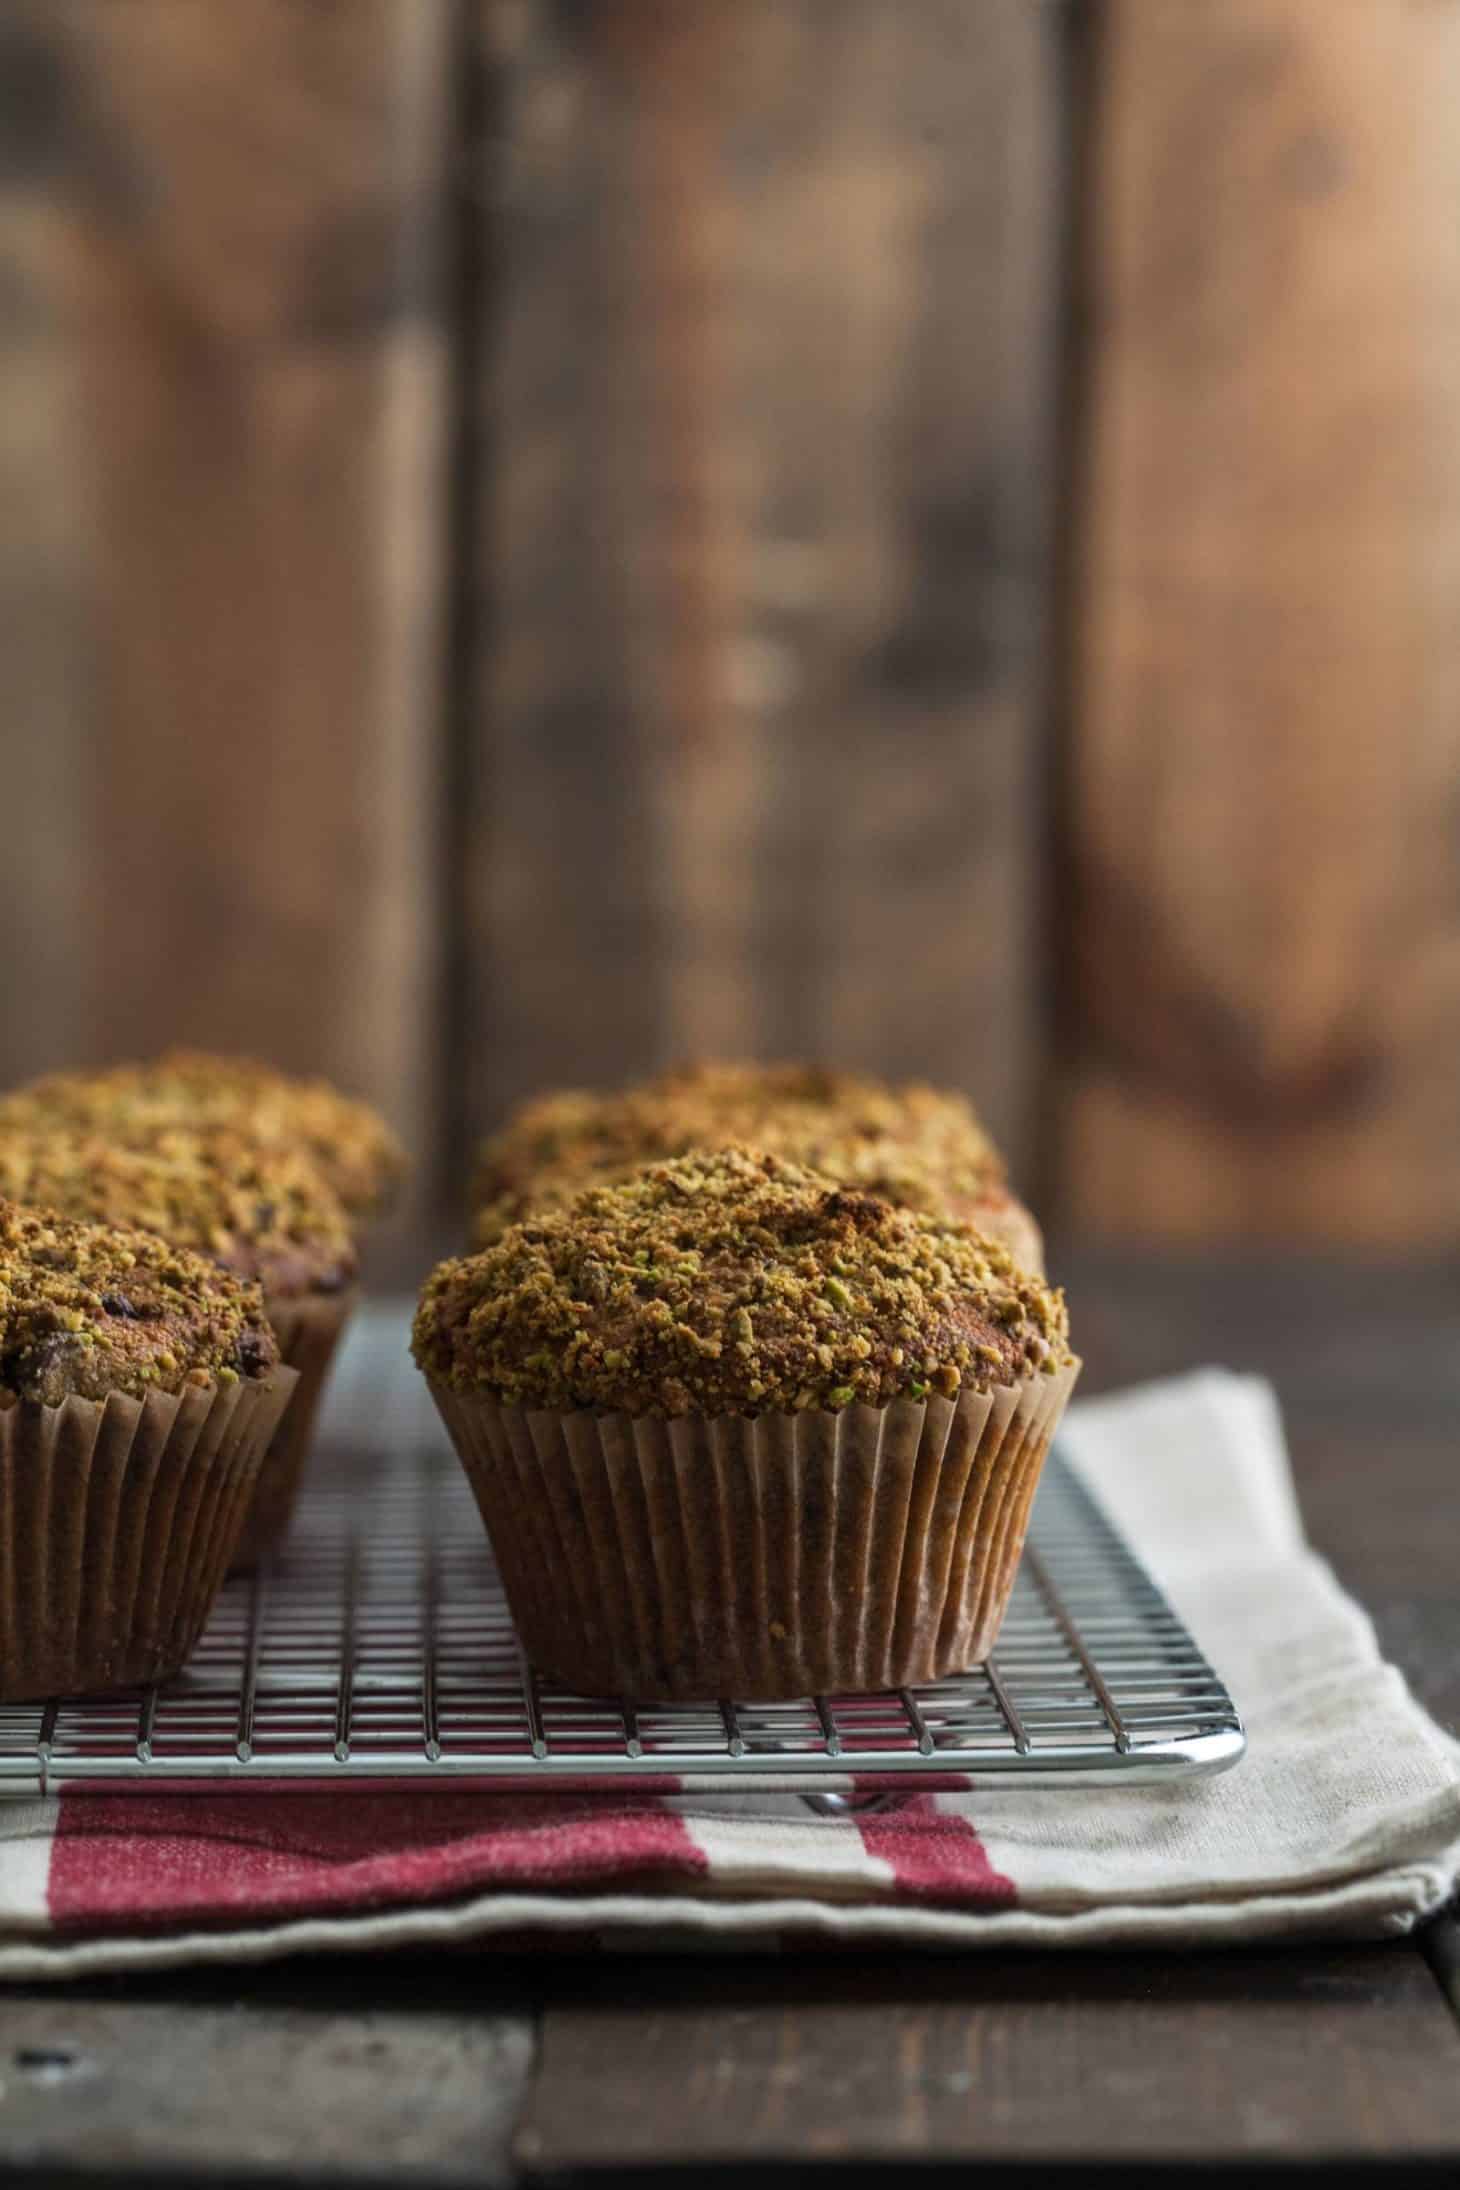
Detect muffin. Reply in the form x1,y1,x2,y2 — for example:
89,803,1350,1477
0,1049,406,1224
469,1062,1044,1270
0,1123,357,1564
417,1146,1077,1701
0,1199,297,1701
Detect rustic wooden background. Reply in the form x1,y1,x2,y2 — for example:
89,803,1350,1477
1,0,1456,1257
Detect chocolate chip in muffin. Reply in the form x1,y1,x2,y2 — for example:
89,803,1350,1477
234,1331,273,1379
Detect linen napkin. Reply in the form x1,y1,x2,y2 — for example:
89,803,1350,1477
1,1357,1456,1977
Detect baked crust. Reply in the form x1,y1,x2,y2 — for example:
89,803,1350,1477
469,1062,1033,1254
417,1145,1070,1418
0,1197,279,1405
1,1050,405,1222
0,1123,356,1298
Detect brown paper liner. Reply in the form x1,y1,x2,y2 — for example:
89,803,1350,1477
230,1287,358,1569
429,1359,1080,1701
0,1367,298,1703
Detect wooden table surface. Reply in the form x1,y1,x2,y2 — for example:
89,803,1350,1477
0,1250,1456,2186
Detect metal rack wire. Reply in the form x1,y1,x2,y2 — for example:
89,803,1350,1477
0,1315,1245,1798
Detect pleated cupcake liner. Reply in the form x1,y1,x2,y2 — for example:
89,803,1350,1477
230,1287,359,1570
0,1367,298,1703
429,1359,1080,1702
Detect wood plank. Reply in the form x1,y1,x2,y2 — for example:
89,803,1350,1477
1058,1247,1460,1729
0,5,94,1081
0,2,451,1250
0,1960,532,2187
518,1946,1460,2173
466,0,1065,1186
1062,0,1460,1249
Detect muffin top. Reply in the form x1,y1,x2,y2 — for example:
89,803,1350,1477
417,1145,1071,1418
0,1124,356,1298
469,1062,1007,1247
0,1198,280,1407
0,1050,405,1221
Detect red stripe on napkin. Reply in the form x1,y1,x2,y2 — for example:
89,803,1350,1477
49,1793,706,1931
857,1797,1015,1906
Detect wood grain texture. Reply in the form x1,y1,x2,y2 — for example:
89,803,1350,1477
1059,1246,1460,1734
0,0,451,1242
1062,0,1460,1247
0,1961,532,2187
518,1945,1460,2173
0,5,95,1080
465,0,1065,1185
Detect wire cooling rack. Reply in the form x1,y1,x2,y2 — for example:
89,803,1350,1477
0,1309,1244,1798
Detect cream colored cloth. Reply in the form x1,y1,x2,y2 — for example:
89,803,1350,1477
1,1365,1456,1975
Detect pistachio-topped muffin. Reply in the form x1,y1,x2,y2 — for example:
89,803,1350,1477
1,1050,405,1223
0,1200,296,1701
0,1198,279,1404
417,1148,1078,1702
0,1122,360,1565
468,1062,1042,1269
423,1146,1066,1418
0,1125,356,1302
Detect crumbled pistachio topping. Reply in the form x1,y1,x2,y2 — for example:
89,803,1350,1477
0,1197,279,1406
417,1145,1071,1418
0,1050,405,1221
469,1062,1010,1247
0,1123,356,1299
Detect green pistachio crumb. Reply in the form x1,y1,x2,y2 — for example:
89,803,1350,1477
0,1198,278,1405
415,1146,1071,1420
